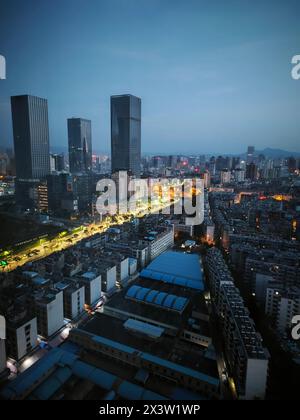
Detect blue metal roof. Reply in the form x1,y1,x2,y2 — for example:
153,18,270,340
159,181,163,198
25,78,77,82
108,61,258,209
173,277,187,287
32,366,72,400
136,287,150,300
126,286,188,313
0,349,76,399
145,289,159,303
141,251,204,291
173,296,188,311
163,294,177,308
0,345,171,401
126,285,140,298
154,291,168,305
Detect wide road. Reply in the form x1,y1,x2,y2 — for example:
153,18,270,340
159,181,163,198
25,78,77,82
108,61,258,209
1,181,189,272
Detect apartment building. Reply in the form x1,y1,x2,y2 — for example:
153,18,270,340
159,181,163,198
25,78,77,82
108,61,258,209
79,272,102,306
206,248,269,400
266,286,300,333
34,290,64,338
55,280,85,320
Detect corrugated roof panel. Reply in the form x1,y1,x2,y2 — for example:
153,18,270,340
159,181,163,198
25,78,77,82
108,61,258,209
172,297,188,311
173,277,187,287
72,360,95,378
141,251,204,291
33,377,62,400
118,381,144,400
55,366,72,383
163,294,177,308
126,285,141,298
154,292,168,305
135,287,150,301
0,348,68,399
33,366,72,400
145,289,159,303
88,368,116,390
140,269,151,278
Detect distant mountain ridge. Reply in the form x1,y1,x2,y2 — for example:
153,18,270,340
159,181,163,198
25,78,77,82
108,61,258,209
255,148,300,158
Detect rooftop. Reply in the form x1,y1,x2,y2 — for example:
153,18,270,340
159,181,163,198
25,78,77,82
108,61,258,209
82,313,217,381
141,251,204,291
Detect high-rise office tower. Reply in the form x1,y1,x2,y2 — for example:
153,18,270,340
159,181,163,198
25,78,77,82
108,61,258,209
11,95,50,179
111,94,141,177
247,146,255,163
50,153,65,172
11,95,50,208
68,118,92,174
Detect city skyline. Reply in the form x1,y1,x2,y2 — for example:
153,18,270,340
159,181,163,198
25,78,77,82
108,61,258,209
0,1,300,404
0,0,300,154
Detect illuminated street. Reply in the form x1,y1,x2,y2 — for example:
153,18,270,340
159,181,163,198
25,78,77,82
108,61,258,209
1,180,196,272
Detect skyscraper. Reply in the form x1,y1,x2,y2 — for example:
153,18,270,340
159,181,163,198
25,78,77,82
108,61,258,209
11,95,50,179
50,153,65,172
247,146,255,163
11,95,51,208
68,118,92,174
111,94,141,177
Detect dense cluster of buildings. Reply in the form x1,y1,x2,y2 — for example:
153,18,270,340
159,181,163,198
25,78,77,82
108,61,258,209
0,214,177,375
208,177,300,357
206,248,269,400
0,246,223,401
4,93,141,217
0,79,299,401
141,146,300,185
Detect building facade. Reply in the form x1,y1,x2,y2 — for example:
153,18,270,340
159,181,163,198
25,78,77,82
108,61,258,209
11,95,51,208
111,94,141,177
68,118,92,174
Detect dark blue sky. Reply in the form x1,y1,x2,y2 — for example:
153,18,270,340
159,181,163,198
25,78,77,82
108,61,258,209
0,0,299,154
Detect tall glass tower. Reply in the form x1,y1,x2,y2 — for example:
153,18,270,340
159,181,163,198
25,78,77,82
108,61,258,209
11,95,50,179
111,94,141,177
68,118,92,174
11,95,51,208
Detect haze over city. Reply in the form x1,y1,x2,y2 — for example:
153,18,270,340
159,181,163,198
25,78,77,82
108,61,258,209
1,0,300,406
1,0,300,154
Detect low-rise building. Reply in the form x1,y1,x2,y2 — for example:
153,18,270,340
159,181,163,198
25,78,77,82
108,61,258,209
55,280,85,320
34,290,64,338
79,272,102,306
6,315,38,361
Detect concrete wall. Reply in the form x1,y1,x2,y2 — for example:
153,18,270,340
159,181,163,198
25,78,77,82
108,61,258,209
90,275,102,305
106,267,117,293
70,287,85,319
244,358,268,400
47,292,64,337
15,318,38,360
